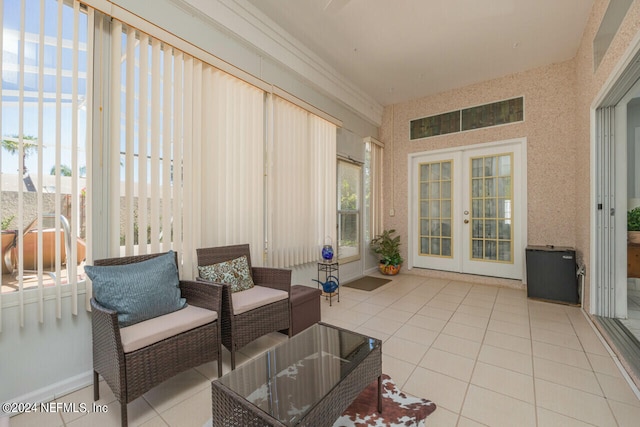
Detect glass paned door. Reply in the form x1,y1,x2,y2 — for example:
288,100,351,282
469,154,513,263
411,140,525,280
419,160,453,257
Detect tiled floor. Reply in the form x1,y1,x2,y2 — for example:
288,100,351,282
9,274,640,426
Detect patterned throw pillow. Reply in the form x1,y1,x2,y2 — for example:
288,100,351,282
198,255,255,293
85,251,186,327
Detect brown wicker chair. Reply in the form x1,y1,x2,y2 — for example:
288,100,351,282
196,244,291,369
90,252,223,427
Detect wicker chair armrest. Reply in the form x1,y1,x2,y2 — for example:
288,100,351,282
252,267,292,294
180,279,222,313
196,277,234,315
90,298,120,338
90,297,126,398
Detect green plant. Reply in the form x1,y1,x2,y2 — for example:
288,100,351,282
629,207,640,231
370,229,404,266
1,215,15,230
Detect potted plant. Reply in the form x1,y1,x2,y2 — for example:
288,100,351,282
629,207,640,244
370,229,404,275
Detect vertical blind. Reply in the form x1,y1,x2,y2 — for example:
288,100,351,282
106,19,268,279
366,137,384,240
200,70,265,264
267,96,337,268
106,19,208,280
3,1,339,329
0,0,92,330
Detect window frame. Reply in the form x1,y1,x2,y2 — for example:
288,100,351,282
0,0,91,305
337,157,362,264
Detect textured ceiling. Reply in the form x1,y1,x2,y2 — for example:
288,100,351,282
244,0,594,106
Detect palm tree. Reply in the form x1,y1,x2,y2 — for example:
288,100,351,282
51,164,73,176
2,135,39,192
1,135,38,175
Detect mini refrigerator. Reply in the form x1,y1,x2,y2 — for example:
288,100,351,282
525,246,579,305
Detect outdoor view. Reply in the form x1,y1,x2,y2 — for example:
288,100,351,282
1,0,89,293
338,159,360,261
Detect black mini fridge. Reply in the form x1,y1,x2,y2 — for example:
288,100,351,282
525,246,579,305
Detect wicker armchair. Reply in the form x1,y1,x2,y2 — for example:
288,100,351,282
90,252,222,427
196,244,291,369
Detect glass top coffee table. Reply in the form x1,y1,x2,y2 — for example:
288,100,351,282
211,322,382,426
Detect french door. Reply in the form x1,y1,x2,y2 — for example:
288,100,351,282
409,139,526,280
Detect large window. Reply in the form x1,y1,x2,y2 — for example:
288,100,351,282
1,0,90,301
337,159,360,262
268,96,337,268
104,17,267,278
364,137,383,244
106,20,337,276
0,0,338,331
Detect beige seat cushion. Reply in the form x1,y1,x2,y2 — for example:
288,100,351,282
232,285,288,316
120,305,218,353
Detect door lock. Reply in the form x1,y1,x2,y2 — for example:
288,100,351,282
464,219,469,224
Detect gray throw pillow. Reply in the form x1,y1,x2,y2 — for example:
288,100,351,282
85,251,186,327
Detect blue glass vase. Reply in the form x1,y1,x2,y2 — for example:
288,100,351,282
321,244,334,262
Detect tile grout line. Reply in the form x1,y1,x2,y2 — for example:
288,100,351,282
579,308,640,401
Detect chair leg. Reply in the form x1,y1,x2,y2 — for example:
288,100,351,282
93,371,100,401
121,402,128,427
230,347,236,370
217,355,223,378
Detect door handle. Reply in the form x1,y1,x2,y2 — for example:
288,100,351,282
464,219,469,224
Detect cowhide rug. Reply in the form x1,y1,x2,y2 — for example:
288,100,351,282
204,374,436,427
332,374,437,427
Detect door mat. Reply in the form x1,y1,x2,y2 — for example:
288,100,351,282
343,276,391,291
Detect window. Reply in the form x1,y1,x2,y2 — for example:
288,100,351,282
268,96,337,268
1,0,339,331
410,97,524,139
337,159,361,262
105,20,337,276
1,0,90,303
364,137,383,243
103,18,267,278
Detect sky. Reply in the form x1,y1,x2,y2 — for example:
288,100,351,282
1,0,88,178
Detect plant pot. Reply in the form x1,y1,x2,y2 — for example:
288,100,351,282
379,263,401,275
629,231,640,245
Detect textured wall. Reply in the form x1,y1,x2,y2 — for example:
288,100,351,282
380,60,578,275
378,0,640,314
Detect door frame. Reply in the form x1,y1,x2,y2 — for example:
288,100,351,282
590,31,640,316
407,137,528,281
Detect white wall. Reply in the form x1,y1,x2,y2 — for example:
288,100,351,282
0,292,93,403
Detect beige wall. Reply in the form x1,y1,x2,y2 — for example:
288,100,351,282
380,60,578,273
379,0,640,309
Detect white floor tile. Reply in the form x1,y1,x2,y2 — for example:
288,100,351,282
461,384,536,427
46,272,640,427
419,348,476,382
478,344,533,375
470,362,535,403
534,378,617,426
533,357,602,395
403,367,468,413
